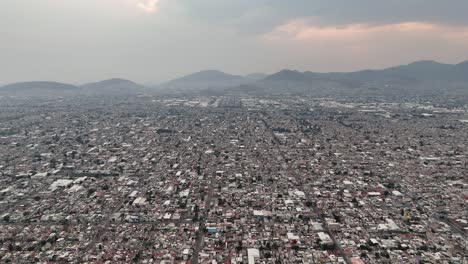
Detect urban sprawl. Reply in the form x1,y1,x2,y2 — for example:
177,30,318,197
0,95,466,264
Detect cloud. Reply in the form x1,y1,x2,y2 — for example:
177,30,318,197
264,20,468,43
134,0,159,13
2,0,468,84
177,0,468,35
263,20,468,55
260,19,468,72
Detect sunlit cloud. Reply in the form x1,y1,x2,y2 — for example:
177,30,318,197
264,20,468,43
261,19,468,71
134,0,159,13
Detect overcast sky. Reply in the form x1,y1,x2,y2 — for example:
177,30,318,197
1,0,468,85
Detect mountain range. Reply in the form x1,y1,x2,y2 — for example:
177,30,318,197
0,78,145,97
1,60,468,97
81,78,144,96
247,60,468,96
156,70,254,92
0,81,79,97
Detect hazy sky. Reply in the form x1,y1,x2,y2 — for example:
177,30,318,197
2,0,468,85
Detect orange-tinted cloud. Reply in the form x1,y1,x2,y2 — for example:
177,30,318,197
264,20,468,43
260,19,468,72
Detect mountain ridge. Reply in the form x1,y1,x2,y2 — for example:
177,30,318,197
81,78,144,95
249,59,468,96
158,70,251,91
2,59,468,96
0,79,144,97
0,81,79,96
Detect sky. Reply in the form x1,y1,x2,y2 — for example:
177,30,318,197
1,0,468,85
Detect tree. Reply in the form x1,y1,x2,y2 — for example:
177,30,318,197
3,215,10,222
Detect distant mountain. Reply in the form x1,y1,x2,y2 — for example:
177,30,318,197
455,60,468,72
3,60,468,97
81,78,144,96
158,70,252,91
0,79,145,97
245,73,268,80
172,70,245,82
265,69,312,82
251,60,468,96
0,81,79,96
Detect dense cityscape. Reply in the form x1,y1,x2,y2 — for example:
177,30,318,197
3,0,468,263
0,95,466,263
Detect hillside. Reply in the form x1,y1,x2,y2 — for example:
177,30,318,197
249,60,468,96
158,70,252,91
0,81,79,96
81,78,144,96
